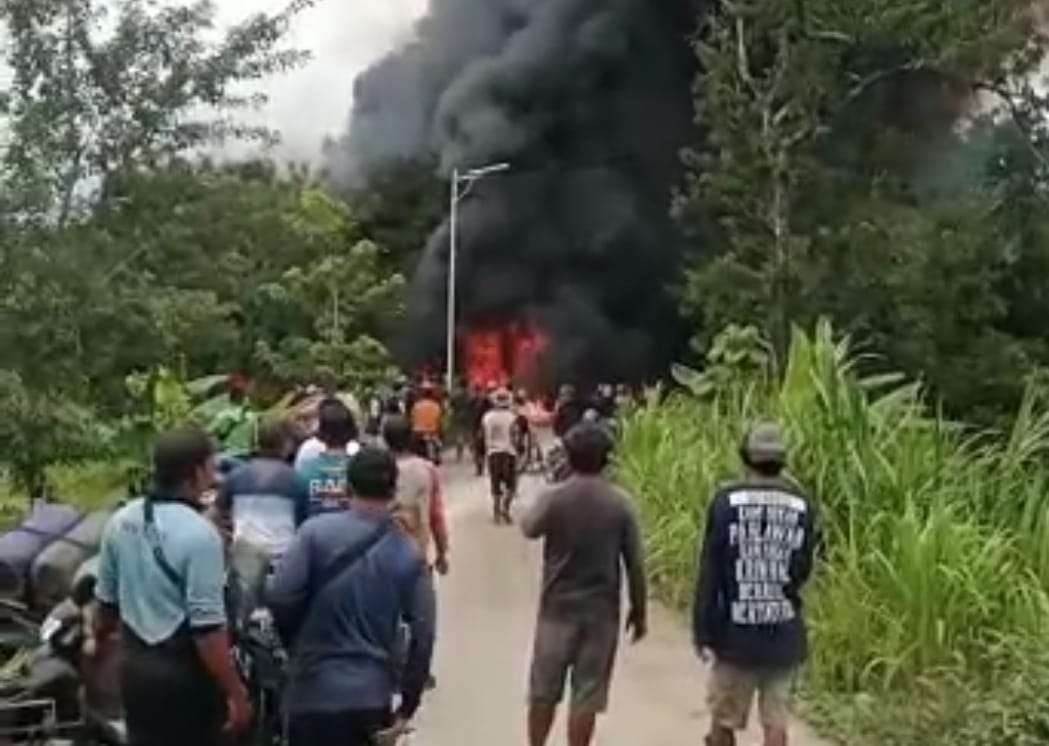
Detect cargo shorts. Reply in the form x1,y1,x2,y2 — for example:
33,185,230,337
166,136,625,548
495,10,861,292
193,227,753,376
708,660,796,731
528,614,620,714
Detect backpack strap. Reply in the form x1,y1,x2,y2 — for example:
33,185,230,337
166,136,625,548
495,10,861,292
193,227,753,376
142,497,189,595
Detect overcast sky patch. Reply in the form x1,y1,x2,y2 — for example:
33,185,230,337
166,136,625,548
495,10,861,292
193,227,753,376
216,0,427,163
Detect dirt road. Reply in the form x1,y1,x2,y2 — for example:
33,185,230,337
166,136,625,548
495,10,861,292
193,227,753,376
409,462,829,746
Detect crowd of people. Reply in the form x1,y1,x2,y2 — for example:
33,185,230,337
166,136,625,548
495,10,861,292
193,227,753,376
89,373,818,746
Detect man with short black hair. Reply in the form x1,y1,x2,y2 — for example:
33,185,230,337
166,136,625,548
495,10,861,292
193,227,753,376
693,423,819,746
94,427,252,746
268,446,434,746
296,398,360,515
521,424,648,746
217,417,309,624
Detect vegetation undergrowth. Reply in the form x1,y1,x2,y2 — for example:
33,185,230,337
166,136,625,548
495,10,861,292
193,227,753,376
0,461,132,529
617,321,1049,745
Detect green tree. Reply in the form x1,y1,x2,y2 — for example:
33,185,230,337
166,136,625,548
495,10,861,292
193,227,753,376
0,0,313,223
254,239,406,389
678,0,1049,419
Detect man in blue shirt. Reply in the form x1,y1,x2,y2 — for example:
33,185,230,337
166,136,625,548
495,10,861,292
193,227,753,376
217,417,309,624
94,427,251,746
296,399,357,515
268,447,435,746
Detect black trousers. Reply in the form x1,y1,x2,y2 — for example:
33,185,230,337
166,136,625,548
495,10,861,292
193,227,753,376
122,627,226,746
288,708,392,746
489,452,518,498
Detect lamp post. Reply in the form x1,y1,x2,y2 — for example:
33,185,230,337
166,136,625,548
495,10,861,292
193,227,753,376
446,161,510,393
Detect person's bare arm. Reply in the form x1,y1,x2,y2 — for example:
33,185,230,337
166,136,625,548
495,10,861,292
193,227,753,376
429,466,450,574
185,529,252,735
520,490,554,539
93,603,119,640
194,628,251,735
93,525,121,645
622,503,649,642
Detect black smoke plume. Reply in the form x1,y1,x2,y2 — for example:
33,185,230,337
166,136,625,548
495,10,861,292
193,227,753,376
330,0,699,384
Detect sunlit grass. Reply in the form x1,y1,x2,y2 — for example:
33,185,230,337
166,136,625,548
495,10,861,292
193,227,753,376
0,460,132,528
617,321,1049,744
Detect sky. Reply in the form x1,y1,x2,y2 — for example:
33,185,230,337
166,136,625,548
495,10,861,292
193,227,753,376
215,0,428,162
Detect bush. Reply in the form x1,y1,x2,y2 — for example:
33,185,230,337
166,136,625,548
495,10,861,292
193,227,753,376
617,321,1049,743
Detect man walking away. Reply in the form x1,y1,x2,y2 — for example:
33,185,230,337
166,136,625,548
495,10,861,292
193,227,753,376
216,418,309,626
468,384,492,476
449,380,472,463
294,397,362,470
410,382,444,464
693,423,819,746
383,415,450,691
521,424,648,746
383,416,451,576
94,428,252,746
552,384,585,439
296,399,358,516
483,389,519,524
268,447,434,746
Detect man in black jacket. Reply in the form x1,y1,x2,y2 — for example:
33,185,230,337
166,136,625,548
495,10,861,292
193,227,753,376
693,423,819,746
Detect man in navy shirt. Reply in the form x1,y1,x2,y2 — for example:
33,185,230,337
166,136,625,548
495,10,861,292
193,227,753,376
216,418,309,624
268,447,435,746
693,423,819,746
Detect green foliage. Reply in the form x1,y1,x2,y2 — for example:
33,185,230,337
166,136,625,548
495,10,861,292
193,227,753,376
618,321,1049,744
0,371,107,498
678,0,1049,422
671,323,771,399
0,0,407,494
0,0,312,222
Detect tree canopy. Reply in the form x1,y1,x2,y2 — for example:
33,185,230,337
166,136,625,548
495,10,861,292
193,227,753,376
677,0,1049,422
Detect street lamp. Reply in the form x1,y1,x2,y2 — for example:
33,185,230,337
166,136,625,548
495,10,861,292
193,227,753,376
447,161,511,393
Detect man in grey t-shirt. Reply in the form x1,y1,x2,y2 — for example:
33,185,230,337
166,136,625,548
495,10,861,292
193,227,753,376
521,424,648,746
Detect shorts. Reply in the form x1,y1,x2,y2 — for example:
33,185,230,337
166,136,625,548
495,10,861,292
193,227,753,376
529,614,620,714
708,659,795,731
488,452,518,497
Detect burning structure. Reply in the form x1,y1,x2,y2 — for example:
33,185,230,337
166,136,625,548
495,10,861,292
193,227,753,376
464,322,548,389
330,0,700,385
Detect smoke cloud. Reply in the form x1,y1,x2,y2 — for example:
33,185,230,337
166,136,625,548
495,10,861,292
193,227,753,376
331,0,699,384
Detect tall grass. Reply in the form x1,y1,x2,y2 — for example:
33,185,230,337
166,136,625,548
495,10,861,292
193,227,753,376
617,321,1049,743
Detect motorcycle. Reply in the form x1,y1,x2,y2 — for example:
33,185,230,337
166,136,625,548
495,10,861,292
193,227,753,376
0,579,126,745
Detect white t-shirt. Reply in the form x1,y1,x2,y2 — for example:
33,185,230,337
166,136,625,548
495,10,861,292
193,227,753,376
293,437,361,471
483,409,518,456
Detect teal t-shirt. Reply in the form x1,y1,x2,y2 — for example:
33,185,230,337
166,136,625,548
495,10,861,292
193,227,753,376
297,451,351,516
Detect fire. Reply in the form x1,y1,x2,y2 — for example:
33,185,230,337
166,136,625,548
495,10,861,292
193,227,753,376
464,321,548,389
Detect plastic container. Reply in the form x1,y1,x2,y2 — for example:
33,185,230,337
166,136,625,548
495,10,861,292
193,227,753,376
0,502,82,602
30,510,111,611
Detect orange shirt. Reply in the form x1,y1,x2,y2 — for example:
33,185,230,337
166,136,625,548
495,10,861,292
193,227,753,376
411,399,442,435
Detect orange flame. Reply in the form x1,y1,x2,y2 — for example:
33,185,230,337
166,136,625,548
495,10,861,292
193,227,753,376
464,321,548,389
